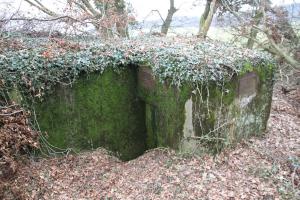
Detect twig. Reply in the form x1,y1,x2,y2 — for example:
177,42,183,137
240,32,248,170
187,136,226,141
0,110,23,116
0,104,20,109
0,16,80,23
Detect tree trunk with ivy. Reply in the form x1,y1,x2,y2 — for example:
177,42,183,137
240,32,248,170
197,0,218,38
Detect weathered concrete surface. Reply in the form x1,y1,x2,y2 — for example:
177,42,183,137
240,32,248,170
138,65,274,154
33,67,147,161
8,64,274,159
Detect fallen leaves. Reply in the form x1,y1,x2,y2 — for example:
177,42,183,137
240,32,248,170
0,104,40,200
2,87,299,199
0,104,39,179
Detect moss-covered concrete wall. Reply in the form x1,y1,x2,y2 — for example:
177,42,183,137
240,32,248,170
185,66,274,154
138,64,274,154
33,66,147,161
1,36,276,160
137,68,192,149
7,63,274,159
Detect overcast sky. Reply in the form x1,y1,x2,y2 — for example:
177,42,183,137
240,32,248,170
1,0,299,21
130,0,299,20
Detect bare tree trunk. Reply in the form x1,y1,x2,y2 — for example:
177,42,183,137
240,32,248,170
197,0,218,38
160,0,178,35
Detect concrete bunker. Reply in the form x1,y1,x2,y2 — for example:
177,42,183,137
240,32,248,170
24,63,273,160
0,37,275,160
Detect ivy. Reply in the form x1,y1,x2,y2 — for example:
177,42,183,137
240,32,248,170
0,36,275,99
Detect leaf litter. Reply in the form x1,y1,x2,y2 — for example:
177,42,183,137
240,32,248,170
2,85,299,200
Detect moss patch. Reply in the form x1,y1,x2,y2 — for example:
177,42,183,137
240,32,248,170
190,63,275,154
138,67,192,149
34,66,147,161
5,61,274,159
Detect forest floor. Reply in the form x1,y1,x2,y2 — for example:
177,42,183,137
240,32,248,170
3,86,300,200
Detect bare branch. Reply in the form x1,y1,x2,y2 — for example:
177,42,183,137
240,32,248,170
24,0,58,17
150,10,165,23
72,1,90,14
81,0,101,17
0,110,23,116
267,35,300,70
220,0,299,70
0,16,80,23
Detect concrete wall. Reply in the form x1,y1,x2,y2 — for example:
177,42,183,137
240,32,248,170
138,64,274,154
8,63,274,159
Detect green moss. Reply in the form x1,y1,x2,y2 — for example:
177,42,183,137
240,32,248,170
8,88,23,105
6,61,274,159
239,62,254,75
34,66,147,161
0,89,10,104
249,63,275,131
191,81,237,153
191,62,275,153
240,62,275,82
236,62,275,138
138,69,192,149
145,104,157,149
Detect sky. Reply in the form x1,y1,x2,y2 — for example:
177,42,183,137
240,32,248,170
0,0,299,21
130,0,299,20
